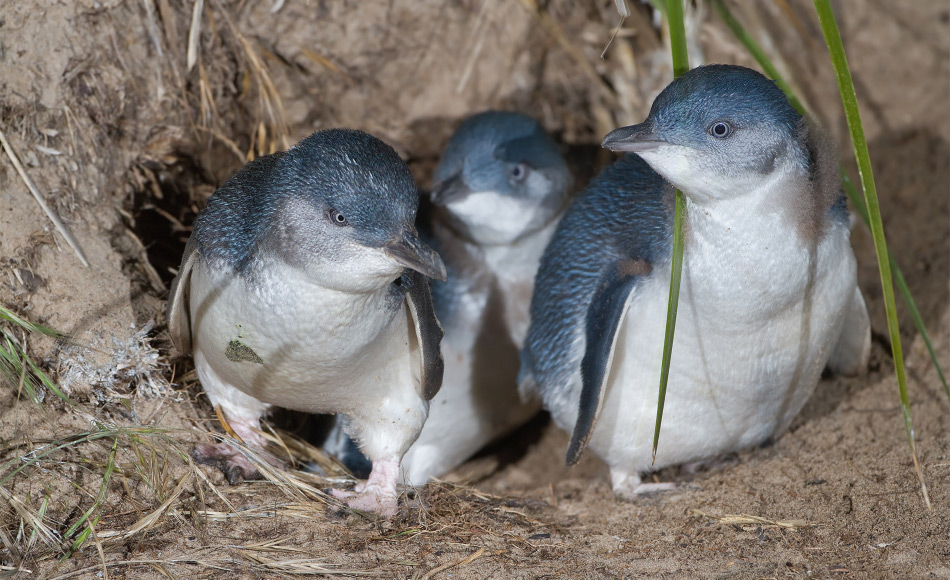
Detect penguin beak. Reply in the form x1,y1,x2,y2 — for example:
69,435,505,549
601,122,666,153
430,173,471,206
384,231,447,281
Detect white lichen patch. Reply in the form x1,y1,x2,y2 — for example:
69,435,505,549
56,321,177,403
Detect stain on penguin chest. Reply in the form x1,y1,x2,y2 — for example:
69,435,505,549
225,339,264,364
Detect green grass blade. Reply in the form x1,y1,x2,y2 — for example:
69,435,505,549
651,0,690,462
24,351,72,404
841,175,949,399
30,494,52,550
712,0,947,399
0,305,74,406
0,305,61,338
655,193,686,462
1,333,39,403
891,266,948,398
814,0,930,509
63,435,118,554
712,1,806,114
666,0,689,78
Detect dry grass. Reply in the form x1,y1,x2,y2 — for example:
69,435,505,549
0,399,365,571
0,387,571,577
690,509,813,531
2,304,566,575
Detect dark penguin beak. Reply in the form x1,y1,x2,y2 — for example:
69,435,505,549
429,173,471,206
601,122,666,153
384,231,447,281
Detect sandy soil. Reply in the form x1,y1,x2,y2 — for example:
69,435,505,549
0,1,947,578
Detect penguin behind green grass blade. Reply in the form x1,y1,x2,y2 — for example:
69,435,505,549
520,65,871,498
166,129,446,517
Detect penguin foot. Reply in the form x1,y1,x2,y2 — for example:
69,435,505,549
679,453,738,476
330,458,400,517
330,486,398,517
193,443,261,484
610,469,677,500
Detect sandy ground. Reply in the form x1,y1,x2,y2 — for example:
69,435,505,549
0,1,947,578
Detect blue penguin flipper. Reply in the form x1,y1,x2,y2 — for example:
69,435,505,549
403,270,445,400
566,260,650,465
323,270,444,477
165,234,199,355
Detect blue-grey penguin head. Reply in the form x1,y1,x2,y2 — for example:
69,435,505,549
602,65,805,203
430,111,573,245
266,129,446,289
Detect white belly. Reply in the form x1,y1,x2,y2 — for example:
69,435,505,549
398,222,557,483
574,216,857,474
189,258,420,417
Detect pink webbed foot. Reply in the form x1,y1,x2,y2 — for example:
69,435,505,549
330,458,400,517
193,412,280,484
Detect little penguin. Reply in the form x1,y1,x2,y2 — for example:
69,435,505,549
519,64,871,498
166,129,447,516
327,111,573,484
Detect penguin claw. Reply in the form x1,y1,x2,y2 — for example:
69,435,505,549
330,487,398,517
192,443,262,483
330,457,401,517
610,469,678,500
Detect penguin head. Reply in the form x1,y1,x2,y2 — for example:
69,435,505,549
602,65,806,203
266,129,445,290
431,111,572,245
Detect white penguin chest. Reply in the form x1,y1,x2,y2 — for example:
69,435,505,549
481,220,558,347
189,258,417,414
591,203,856,470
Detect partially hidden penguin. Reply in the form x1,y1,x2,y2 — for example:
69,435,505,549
327,111,573,484
520,65,871,498
166,129,447,516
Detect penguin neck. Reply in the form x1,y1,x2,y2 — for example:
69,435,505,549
484,217,560,346
677,155,847,325
682,150,829,251
437,214,560,347
480,217,558,273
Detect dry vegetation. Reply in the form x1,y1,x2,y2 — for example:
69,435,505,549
1,1,947,578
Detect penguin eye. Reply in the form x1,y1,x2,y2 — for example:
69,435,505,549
328,209,348,226
709,121,733,139
509,163,528,182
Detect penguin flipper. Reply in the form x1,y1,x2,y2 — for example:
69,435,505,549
566,260,649,465
404,270,445,400
166,235,199,355
827,286,871,376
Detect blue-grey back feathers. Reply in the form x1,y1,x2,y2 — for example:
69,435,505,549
194,151,287,273
520,154,673,398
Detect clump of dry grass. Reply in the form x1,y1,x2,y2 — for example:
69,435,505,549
0,392,571,577
335,480,566,568
183,0,292,160
0,399,370,574
0,300,374,574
